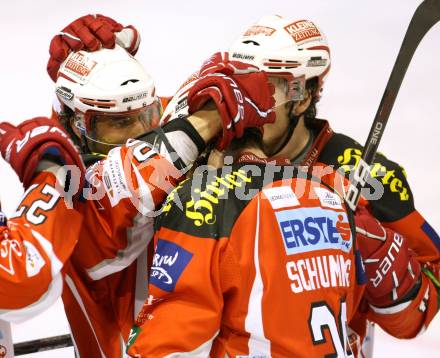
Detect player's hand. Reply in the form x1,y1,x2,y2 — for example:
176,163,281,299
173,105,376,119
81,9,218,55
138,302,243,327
160,52,258,125
47,14,140,81
198,51,259,77
0,117,85,190
186,65,275,150
355,206,421,307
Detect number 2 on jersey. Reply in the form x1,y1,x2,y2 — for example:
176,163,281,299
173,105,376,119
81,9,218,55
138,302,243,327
309,300,353,358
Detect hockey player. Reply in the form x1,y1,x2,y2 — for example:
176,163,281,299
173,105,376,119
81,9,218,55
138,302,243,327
225,15,440,351
15,15,170,356
51,44,164,356
0,60,275,357
124,123,437,357
160,15,440,355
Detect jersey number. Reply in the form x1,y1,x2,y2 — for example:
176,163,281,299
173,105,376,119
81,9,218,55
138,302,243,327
308,301,353,358
12,184,61,225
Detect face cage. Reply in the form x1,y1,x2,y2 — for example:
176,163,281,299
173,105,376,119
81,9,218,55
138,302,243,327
268,73,306,107
74,100,162,154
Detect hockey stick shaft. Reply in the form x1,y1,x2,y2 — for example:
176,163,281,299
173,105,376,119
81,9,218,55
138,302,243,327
346,0,440,210
14,334,73,356
0,202,14,357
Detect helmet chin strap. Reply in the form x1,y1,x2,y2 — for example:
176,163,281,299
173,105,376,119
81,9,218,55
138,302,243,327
270,102,301,156
74,118,93,155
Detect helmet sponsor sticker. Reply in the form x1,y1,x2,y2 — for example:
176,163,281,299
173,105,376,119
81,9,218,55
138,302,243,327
243,25,276,37
231,53,255,61
275,207,352,255
150,239,193,292
307,58,328,67
284,20,322,44
263,186,299,209
314,187,343,209
63,52,97,83
55,86,74,101
122,92,148,103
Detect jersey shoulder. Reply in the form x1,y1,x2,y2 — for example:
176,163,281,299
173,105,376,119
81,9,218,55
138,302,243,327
317,132,414,221
157,164,264,239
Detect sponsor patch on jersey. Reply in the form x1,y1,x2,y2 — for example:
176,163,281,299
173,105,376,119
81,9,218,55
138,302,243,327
275,207,352,255
314,187,343,209
284,20,322,44
126,325,141,350
103,147,132,207
263,186,299,209
184,170,251,227
337,147,410,202
0,239,22,275
150,239,193,292
23,241,45,278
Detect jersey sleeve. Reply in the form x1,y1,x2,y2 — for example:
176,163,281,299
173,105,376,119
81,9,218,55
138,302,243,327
126,226,232,357
385,211,440,263
78,141,185,280
78,117,206,280
0,169,83,323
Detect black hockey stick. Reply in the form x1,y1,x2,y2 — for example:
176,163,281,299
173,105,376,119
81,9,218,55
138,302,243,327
345,0,440,210
14,334,73,356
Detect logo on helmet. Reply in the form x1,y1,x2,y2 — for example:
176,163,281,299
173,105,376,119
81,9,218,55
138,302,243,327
56,86,74,101
307,58,328,67
64,52,97,81
244,25,276,37
284,20,322,44
122,92,148,103
231,53,255,61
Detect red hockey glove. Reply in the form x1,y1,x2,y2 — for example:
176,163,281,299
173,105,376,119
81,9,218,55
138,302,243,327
355,206,421,307
187,70,275,150
198,52,259,77
0,117,85,190
47,14,140,81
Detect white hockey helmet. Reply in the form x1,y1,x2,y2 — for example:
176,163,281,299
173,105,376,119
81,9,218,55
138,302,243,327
229,15,331,101
55,44,161,153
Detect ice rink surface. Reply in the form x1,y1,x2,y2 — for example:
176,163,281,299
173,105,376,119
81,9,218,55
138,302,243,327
0,0,439,356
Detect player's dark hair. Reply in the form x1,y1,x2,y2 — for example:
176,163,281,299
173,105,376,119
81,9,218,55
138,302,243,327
58,106,82,147
58,105,74,127
303,77,319,124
